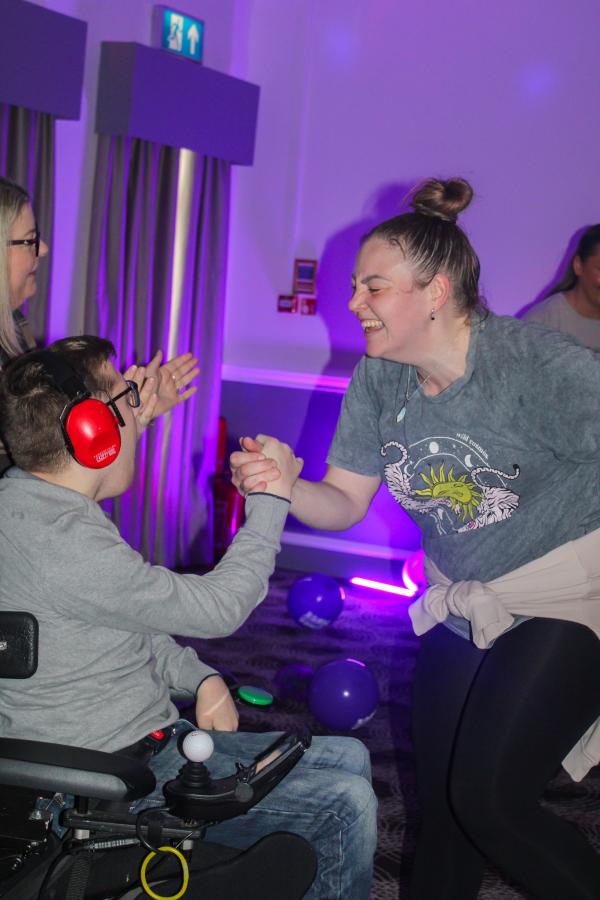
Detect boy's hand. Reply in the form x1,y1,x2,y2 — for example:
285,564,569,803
145,350,200,418
195,675,239,732
122,364,158,436
230,435,283,496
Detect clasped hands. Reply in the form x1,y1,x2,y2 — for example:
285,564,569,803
230,435,300,500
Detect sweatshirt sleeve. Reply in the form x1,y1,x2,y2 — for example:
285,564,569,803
50,493,289,638
149,634,218,695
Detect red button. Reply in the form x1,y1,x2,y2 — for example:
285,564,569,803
149,729,165,740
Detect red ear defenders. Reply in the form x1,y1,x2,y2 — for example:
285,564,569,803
32,351,121,469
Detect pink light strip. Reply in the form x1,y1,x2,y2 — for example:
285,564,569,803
400,569,420,594
349,576,417,598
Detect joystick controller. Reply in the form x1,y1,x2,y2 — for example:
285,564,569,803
182,730,214,764
163,728,311,823
174,731,215,795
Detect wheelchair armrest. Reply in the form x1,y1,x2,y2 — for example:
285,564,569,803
0,738,156,801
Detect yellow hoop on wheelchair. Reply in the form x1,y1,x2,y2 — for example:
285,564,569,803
140,845,190,899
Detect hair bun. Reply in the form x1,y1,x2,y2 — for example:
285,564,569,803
411,177,473,223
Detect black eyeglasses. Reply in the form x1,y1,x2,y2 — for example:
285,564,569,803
105,380,141,427
8,226,41,257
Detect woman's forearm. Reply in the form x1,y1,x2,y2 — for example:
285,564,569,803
289,472,379,531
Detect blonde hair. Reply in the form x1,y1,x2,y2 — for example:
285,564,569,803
0,177,31,358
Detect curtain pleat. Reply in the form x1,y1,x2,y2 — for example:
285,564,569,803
0,103,55,345
85,134,231,566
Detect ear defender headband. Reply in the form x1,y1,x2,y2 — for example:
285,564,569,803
31,351,121,469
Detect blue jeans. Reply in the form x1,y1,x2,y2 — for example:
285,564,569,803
131,720,377,900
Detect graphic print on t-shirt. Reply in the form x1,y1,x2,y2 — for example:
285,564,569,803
380,435,521,536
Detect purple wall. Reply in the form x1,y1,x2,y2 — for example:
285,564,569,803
225,0,600,374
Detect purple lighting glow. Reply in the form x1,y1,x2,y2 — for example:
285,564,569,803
350,550,426,599
349,576,416,598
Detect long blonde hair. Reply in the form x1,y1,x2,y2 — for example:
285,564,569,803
0,177,31,359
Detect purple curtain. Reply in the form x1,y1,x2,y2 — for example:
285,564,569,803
0,103,54,344
85,134,231,566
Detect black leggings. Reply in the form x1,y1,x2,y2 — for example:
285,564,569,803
409,618,600,900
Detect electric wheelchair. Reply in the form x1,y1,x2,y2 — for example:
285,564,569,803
0,612,317,900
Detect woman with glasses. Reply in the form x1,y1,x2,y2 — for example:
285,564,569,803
0,177,48,474
0,175,200,472
0,176,47,364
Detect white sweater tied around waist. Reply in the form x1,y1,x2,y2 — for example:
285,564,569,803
409,530,600,781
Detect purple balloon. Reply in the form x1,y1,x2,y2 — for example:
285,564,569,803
309,658,379,731
287,573,345,629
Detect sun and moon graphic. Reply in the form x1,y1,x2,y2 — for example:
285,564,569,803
382,435,521,535
413,462,483,522
401,436,502,524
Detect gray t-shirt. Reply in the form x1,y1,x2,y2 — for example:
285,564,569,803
523,293,600,351
329,313,600,595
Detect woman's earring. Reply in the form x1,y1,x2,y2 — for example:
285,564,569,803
430,309,436,321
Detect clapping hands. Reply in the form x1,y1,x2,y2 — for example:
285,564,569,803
122,350,200,435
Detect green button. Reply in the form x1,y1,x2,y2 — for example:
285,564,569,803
238,685,273,706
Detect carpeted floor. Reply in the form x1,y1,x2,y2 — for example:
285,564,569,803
179,569,600,899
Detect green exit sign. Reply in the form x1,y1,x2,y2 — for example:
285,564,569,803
152,6,204,63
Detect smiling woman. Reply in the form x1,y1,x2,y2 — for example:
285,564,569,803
231,177,600,900
0,176,49,474
0,176,48,363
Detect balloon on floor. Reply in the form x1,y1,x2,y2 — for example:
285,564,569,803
308,658,379,731
287,573,345,629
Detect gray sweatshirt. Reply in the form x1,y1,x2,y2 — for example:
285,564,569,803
0,469,288,751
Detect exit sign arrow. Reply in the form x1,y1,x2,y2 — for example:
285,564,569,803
153,6,204,63
188,23,200,55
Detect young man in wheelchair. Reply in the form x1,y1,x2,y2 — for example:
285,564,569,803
0,337,377,899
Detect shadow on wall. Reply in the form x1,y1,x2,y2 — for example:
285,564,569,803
316,181,415,376
284,180,425,556
516,223,593,318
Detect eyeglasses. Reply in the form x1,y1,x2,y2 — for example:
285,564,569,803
105,380,141,427
8,227,41,257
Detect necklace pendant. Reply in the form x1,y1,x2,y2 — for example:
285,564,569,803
396,407,406,423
